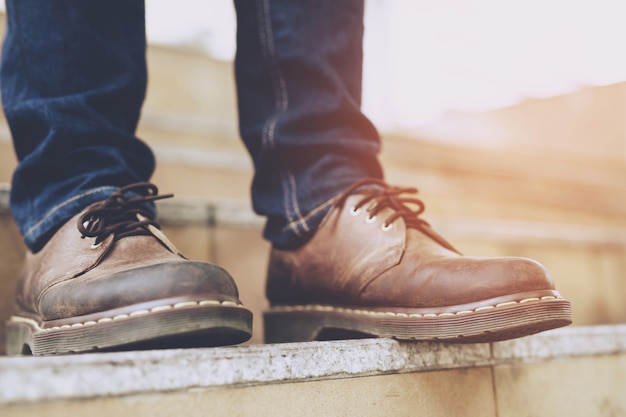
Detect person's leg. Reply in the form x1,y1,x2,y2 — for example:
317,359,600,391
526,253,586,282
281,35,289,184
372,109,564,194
3,0,251,355
234,0,383,249
1,0,155,253
234,0,572,343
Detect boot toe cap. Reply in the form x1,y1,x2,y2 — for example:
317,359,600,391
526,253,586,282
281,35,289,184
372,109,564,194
38,260,242,320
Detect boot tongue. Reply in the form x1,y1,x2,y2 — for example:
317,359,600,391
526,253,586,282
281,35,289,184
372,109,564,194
412,222,462,255
342,179,461,254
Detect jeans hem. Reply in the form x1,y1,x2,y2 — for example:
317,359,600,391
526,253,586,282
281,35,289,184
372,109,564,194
21,186,118,252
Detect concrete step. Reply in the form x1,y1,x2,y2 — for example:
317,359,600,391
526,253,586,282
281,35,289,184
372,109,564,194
0,325,624,416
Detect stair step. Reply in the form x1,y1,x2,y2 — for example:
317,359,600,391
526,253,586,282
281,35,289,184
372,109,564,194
0,325,625,416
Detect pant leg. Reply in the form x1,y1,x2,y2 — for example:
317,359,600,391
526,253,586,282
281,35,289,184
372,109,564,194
1,0,153,252
234,0,384,249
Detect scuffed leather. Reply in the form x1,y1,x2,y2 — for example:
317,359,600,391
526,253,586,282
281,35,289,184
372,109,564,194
267,194,556,309
15,211,242,321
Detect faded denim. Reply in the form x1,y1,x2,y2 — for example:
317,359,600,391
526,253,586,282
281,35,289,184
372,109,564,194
1,0,383,252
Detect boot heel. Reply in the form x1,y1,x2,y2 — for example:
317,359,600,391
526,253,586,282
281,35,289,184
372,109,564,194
263,309,323,344
6,319,34,356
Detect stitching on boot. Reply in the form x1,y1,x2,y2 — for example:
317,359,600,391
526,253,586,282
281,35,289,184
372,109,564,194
10,300,246,332
270,295,561,318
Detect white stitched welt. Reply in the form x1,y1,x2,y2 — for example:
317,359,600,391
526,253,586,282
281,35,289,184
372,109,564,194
10,300,245,332
23,186,117,239
270,296,561,318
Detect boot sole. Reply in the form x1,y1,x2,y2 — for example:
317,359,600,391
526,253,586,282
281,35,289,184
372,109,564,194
264,292,572,344
6,299,252,355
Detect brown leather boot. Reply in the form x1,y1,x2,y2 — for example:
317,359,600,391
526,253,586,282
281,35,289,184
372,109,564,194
264,179,572,343
6,183,252,355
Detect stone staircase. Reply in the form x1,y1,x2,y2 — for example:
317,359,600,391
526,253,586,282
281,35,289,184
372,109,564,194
1,19,626,416
0,325,625,416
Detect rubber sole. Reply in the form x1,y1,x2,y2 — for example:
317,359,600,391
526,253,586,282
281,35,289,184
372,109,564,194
264,294,572,344
6,300,253,356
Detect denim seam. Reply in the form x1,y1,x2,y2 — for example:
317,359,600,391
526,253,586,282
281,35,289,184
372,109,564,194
22,186,117,240
286,171,310,233
256,0,308,237
280,194,340,233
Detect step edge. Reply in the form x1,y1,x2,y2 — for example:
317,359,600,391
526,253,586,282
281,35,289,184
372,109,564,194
0,325,624,406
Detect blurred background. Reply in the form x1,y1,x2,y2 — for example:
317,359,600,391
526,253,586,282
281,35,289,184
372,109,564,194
0,0,625,347
142,0,626,135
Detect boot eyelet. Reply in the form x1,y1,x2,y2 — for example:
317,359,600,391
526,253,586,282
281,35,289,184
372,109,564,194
349,206,361,216
365,215,377,224
381,223,393,232
90,241,103,249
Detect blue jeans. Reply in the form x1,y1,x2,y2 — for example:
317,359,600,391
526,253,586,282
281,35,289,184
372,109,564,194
1,0,383,252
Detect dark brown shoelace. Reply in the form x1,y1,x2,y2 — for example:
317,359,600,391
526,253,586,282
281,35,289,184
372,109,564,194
77,182,173,245
336,179,460,253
